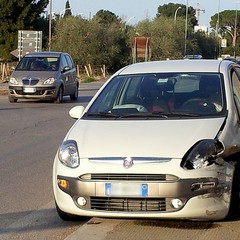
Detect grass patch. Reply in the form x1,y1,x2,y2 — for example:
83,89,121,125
81,77,96,83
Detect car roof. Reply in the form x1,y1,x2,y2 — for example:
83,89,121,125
23,52,66,58
117,60,232,75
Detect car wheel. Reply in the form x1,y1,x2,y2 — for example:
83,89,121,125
225,161,240,220
8,95,18,103
55,201,89,221
70,85,78,101
54,87,63,103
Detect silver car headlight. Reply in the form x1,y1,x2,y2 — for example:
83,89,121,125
44,77,56,84
9,77,18,85
181,139,224,170
58,140,79,168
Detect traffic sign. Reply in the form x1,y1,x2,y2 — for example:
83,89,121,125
11,30,42,59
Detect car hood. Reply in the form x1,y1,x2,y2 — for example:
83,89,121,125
67,117,225,158
12,70,58,81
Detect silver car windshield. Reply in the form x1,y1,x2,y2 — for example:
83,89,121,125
16,57,59,71
86,73,226,119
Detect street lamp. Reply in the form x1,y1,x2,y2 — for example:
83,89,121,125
126,16,135,25
60,7,71,17
174,6,181,22
184,0,188,56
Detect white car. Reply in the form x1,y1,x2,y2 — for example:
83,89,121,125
53,60,240,221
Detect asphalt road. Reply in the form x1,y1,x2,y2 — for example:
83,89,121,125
0,81,104,239
1,80,240,240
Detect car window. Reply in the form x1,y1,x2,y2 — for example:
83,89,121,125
60,55,69,71
16,56,59,71
65,55,74,69
86,73,226,118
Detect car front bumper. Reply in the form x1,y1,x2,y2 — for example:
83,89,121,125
8,85,58,100
53,159,234,221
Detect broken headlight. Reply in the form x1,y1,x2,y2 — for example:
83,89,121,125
181,139,224,169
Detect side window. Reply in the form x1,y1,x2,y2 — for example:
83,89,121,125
231,68,240,117
60,55,69,71
122,77,142,104
65,55,74,69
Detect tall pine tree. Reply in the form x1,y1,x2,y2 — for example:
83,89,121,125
64,0,72,18
0,0,49,61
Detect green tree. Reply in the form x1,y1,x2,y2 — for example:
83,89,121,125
156,3,198,27
0,0,49,61
210,10,240,56
52,11,131,72
194,31,216,59
132,17,185,60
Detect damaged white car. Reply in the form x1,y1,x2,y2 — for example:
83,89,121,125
53,60,240,221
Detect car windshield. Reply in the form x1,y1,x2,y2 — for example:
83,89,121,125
16,56,59,71
85,73,226,119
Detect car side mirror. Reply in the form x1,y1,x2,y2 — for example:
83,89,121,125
62,66,71,73
69,106,85,119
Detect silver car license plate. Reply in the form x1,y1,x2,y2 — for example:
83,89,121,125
23,87,36,93
105,182,148,197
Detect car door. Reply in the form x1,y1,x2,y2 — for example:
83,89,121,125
65,54,77,94
59,54,71,95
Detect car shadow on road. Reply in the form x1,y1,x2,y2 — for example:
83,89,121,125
0,207,86,238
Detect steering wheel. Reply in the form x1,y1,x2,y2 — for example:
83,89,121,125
180,98,216,113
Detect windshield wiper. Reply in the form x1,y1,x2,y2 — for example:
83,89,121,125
86,111,201,119
156,111,201,117
120,111,201,118
119,112,169,118
86,112,121,118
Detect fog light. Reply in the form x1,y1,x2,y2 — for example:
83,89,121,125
77,197,87,206
171,199,183,209
57,179,69,189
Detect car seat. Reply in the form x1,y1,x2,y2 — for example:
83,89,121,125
31,61,43,70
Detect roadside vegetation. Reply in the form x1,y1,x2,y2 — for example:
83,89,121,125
0,1,239,75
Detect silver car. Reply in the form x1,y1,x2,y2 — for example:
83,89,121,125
53,59,240,221
8,52,79,103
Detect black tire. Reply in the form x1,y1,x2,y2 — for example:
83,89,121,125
70,85,78,101
225,162,240,220
55,201,89,221
8,95,18,103
54,87,63,103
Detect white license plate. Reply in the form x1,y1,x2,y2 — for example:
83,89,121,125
105,182,148,197
23,87,36,93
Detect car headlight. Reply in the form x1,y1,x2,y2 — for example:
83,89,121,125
181,139,224,170
58,140,79,168
9,77,18,85
44,77,55,84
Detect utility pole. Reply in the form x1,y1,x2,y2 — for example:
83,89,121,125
195,3,205,24
48,0,52,51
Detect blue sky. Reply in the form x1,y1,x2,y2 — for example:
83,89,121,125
50,1,238,27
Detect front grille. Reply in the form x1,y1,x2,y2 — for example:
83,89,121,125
15,89,45,95
81,174,178,182
22,79,39,85
90,197,166,212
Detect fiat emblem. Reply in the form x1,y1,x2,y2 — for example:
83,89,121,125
123,157,133,169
